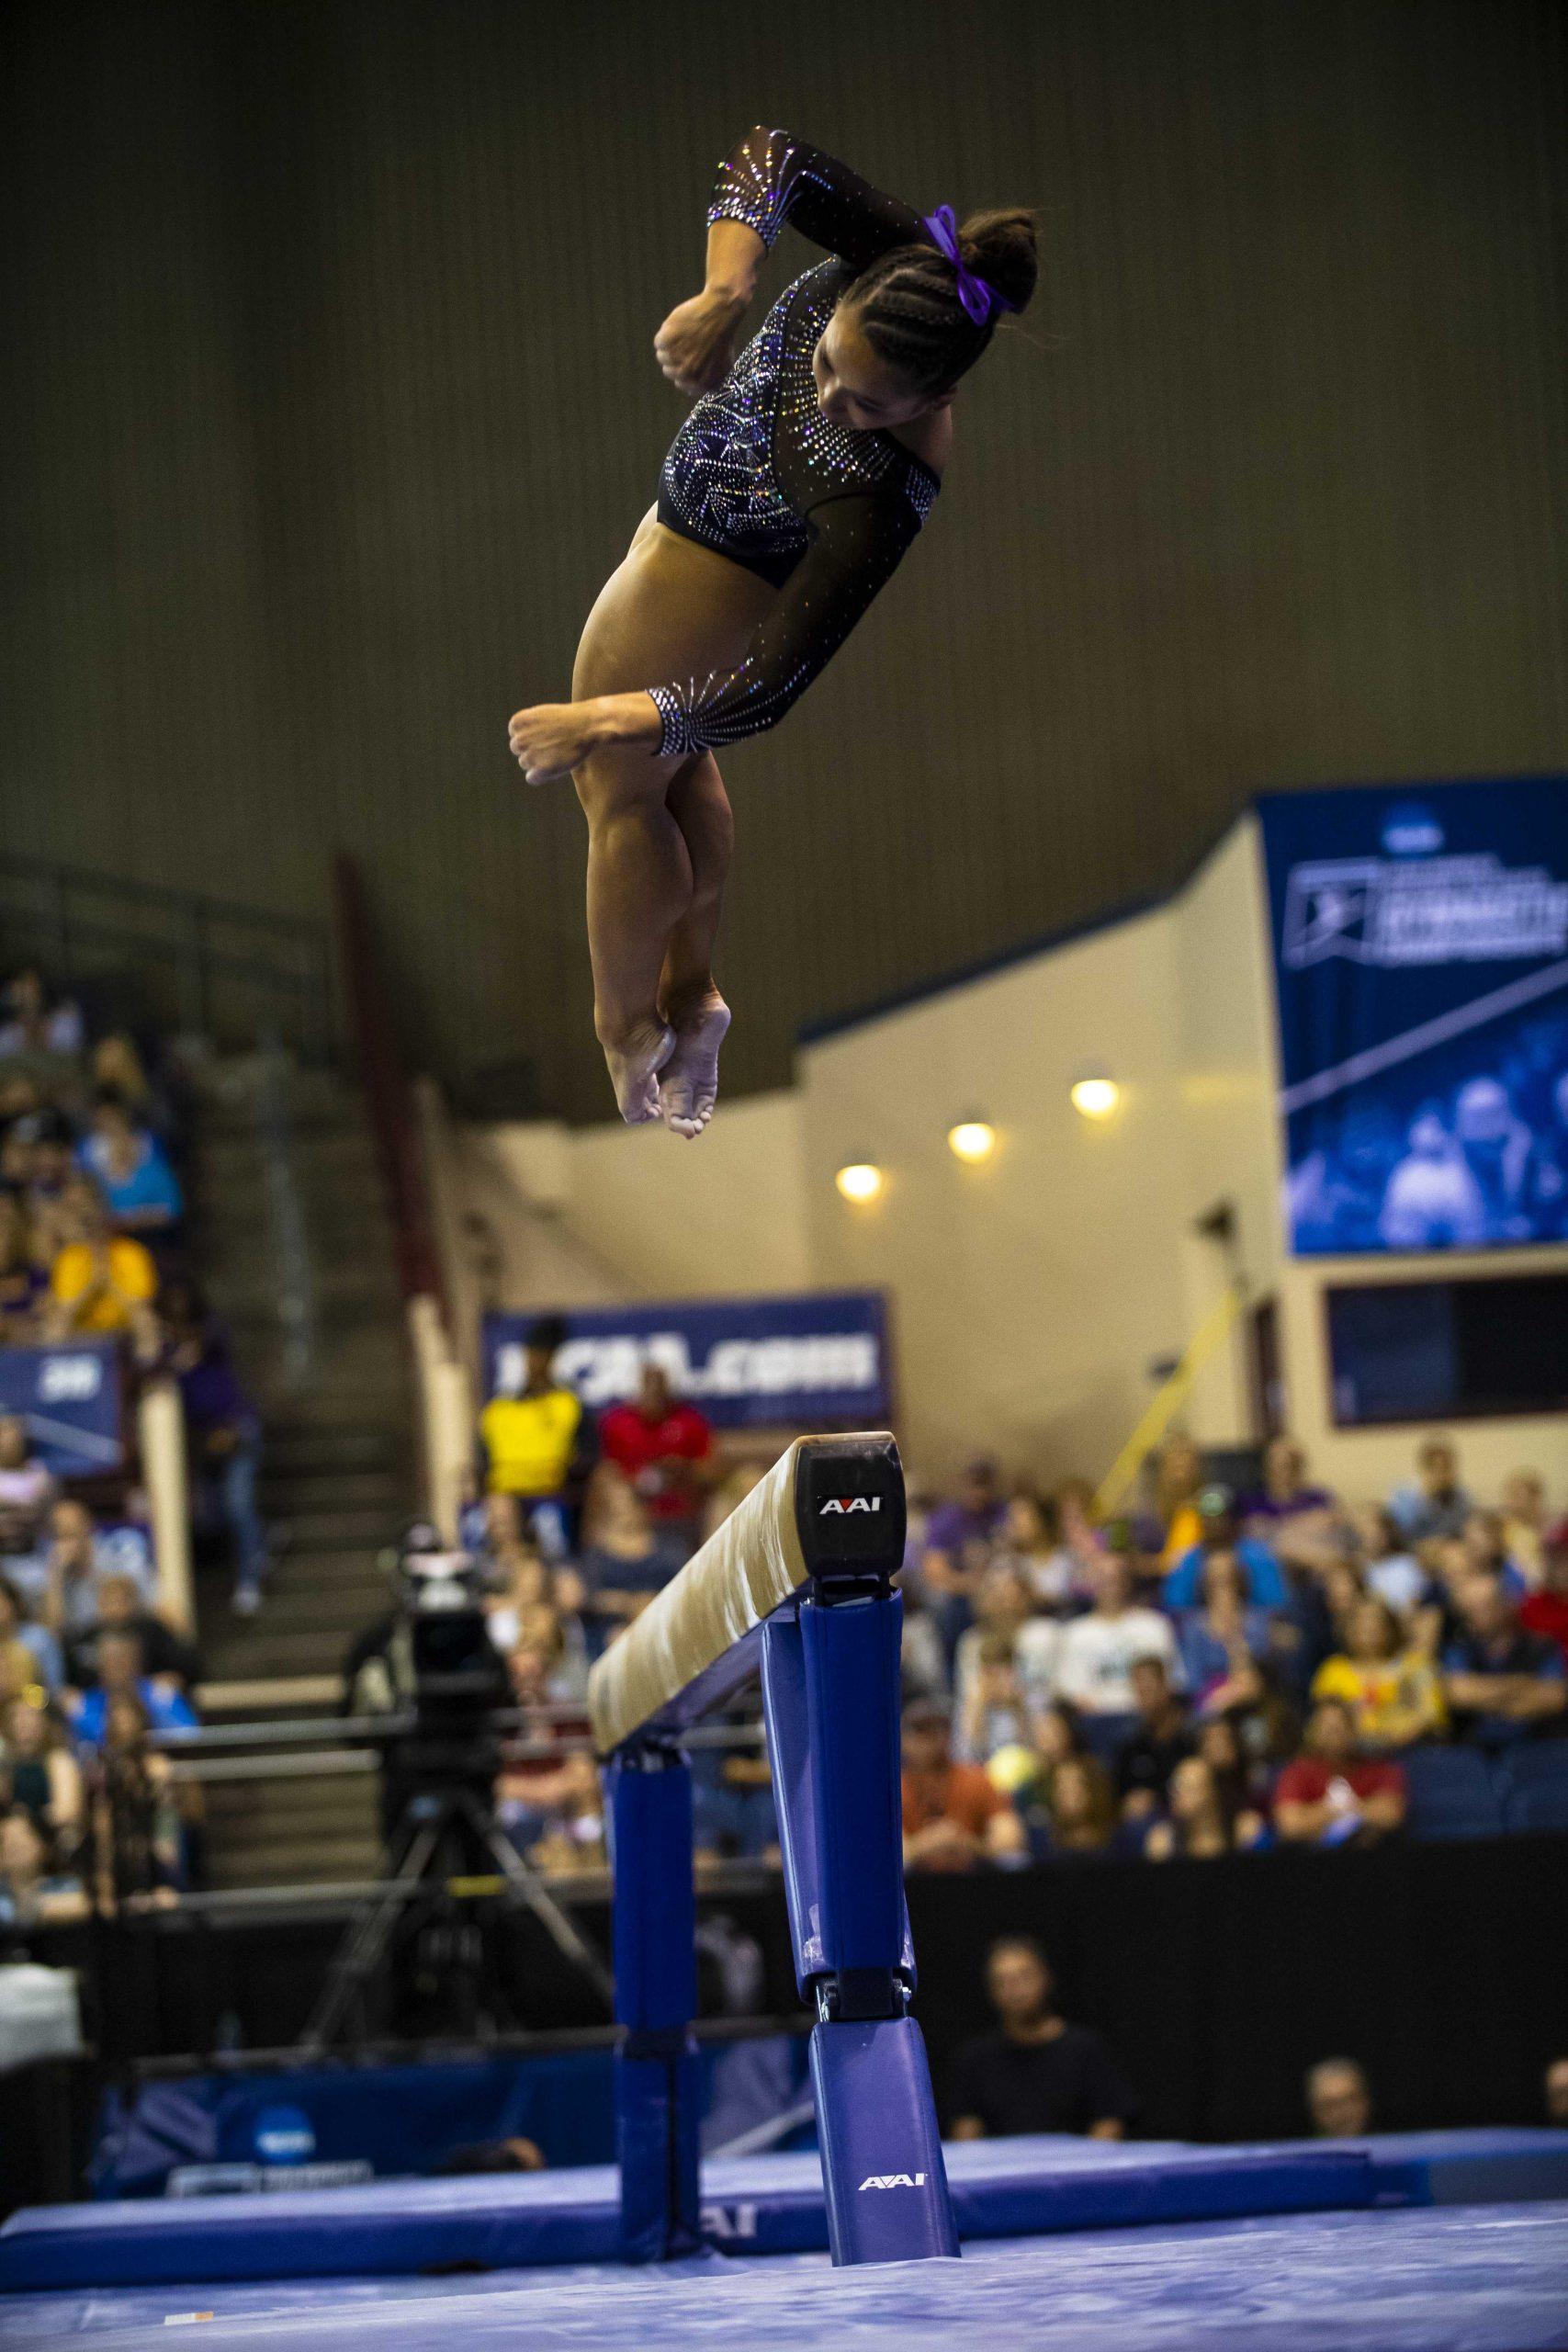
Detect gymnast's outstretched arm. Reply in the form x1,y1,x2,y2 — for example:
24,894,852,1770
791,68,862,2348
642,488,922,758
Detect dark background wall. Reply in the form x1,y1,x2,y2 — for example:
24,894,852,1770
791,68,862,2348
3,0,1564,1120
32,1837,1568,2147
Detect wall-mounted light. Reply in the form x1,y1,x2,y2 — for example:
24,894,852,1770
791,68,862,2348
834,1160,886,1204
947,1119,997,1164
1070,1069,1121,1121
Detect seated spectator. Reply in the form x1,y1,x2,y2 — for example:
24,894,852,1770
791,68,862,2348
1056,1555,1181,1732
901,1698,1027,1871
62,1571,199,1695
67,1629,199,1748
0,1808,88,1928
1164,1487,1290,1610
1310,1598,1447,1751
43,1177,160,1349
919,1457,1009,1665
575,1464,687,1651
1032,1753,1119,1858
1457,1508,1530,1600
1001,1480,1101,1613
596,1360,715,1559
948,1936,1137,2140
1306,2056,1374,2138
0,1418,56,1559
1501,1470,1551,1589
481,1532,557,1651
1154,1431,1206,1566
1350,1504,1438,1626
1274,1700,1407,1846
1546,2058,1568,2129
87,1695,186,1906
1244,1435,1337,1529
90,1034,167,1132
1443,1572,1567,1748
1388,1435,1472,1545
505,1605,590,1709
955,1633,1034,1768
29,1498,154,1638
75,1091,183,1233
1175,1551,1272,1717
1195,1711,1271,1823
161,1277,269,1612
509,1751,605,1878
1145,1755,1267,1860
0,968,84,1061
1,1699,84,1852
0,1199,47,1342
1112,1657,1193,1822
477,1317,596,1549
954,1563,1063,1717
1519,1532,1568,1669
0,1575,61,1695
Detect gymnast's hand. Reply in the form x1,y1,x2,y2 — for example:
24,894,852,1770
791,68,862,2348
508,692,662,784
653,286,747,397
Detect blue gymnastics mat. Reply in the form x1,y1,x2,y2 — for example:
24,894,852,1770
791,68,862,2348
4,2130,1568,2295
2,2205,1566,2351
0,2139,1385,2289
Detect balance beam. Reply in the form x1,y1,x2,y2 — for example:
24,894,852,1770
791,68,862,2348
587,1432,959,2269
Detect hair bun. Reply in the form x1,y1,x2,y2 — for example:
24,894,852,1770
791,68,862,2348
957,207,1039,317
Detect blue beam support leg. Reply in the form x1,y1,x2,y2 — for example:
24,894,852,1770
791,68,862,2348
607,1744,701,2261
763,1594,959,2265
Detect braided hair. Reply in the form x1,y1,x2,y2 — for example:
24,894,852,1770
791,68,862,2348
843,208,1040,399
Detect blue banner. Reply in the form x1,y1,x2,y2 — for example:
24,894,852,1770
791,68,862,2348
0,1341,125,1474
482,1293,892,1430
1258,778,1568,1255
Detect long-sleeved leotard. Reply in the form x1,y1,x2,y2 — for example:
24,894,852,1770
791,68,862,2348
645,128,941,760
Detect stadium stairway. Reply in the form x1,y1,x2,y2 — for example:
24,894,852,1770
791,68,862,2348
183,1050,418,1889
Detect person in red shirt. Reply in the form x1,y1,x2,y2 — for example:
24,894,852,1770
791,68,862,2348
1519,1530,1568,1670
901,1698,1026,1872
1274,1699,1406,1847
597,1362,716,1555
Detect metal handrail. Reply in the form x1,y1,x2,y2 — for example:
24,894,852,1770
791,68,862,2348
0,850,335,1062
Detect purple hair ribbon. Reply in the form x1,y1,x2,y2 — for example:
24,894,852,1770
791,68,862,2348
919,203,1019,327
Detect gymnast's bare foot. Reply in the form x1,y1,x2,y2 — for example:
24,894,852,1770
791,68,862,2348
658,987,730,1140
600,1017,675,1126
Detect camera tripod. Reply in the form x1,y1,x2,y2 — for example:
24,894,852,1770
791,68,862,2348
299,1764,614,2055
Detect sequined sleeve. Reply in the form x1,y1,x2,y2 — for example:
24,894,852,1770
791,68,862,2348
644,489,922,758
708,126,927,272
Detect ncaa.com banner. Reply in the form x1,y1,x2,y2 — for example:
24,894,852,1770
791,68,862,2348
482,1292,892,1431
1258,777,1568,1255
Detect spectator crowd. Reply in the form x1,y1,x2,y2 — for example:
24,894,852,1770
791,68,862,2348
0,967,265,1932
400,1316,1568,1890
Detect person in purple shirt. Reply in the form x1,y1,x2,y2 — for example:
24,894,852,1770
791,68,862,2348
160,1277,268,1612
921,1458,1010,1667
1241,1435,1337,1529
67,1628,198,1747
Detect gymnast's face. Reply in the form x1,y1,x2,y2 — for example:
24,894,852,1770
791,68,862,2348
814,302,951,430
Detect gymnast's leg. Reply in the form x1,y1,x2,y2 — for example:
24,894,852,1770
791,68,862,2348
570,505,773,1128
657,752,733,1137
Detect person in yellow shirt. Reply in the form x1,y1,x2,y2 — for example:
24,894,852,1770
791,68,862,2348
478,1317,597,1538
1311,1597,1446,1751
46,1181,160,1351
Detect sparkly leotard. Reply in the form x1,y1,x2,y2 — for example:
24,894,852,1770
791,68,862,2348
644,128,942,760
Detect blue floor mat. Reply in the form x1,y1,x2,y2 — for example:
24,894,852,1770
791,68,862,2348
3,2205,1565,2352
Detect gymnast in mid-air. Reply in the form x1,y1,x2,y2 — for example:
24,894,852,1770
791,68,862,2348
508,126,1037,1137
